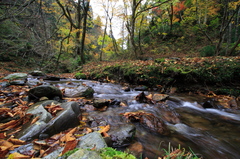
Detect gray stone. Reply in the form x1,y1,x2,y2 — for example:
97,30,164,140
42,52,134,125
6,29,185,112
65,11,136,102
19,121,48,141
27,100,57,122
60,101,81,115
93,98,110,108
9,80,25,85
43,147,64,159
4,73,27,80
0,82,10,87
28,85,63,101
29,70,46,76
26,78,43,86
64,86,94,98
67,149,102,159
108,124,136,147
40,102,80,137
17,101,55,141
77,132,107,150
93,84,121,94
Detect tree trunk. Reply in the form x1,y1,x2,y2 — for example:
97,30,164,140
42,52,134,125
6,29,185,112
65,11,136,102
80,1,90,64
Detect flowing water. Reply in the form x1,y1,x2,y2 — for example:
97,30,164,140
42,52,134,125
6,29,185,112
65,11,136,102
48,79,240,159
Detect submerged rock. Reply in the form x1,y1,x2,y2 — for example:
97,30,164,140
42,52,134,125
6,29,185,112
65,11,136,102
93,98,110,108
152,94,169,102
134,86,148,91
28,70,46,76
108,124,136,147
64,86,94,98
9,80,26,86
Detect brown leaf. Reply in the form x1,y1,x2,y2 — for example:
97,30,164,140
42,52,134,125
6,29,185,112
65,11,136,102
99,125,110,134
0,120,18,130
8,138,26,145
60,127,77,143
0,133,6,139
0,139,13,151
60,140,78,156
31,116,40,124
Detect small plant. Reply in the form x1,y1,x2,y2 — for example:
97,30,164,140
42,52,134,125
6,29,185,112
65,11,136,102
162,143,201,159
200,45,215,57
99,147,136,159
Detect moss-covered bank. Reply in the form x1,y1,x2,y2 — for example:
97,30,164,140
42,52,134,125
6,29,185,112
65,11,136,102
76,56,240,96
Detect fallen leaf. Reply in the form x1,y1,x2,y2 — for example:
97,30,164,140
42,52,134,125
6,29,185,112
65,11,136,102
8,138,26,145
99,125,110,134
0,139,13,151
7,152,30,159
60,140,78,156
31,116,40,124
0,133,6,139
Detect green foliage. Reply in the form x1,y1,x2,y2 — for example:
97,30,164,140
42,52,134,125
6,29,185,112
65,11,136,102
75,72,87,79
155,58,165,63
100,147,136,159
200,45,216,57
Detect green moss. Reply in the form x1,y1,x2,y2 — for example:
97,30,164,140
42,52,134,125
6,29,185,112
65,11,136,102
100,147,136,159
59,148,80,159
75,73,87,79
82,87,95,98
155,58,165,63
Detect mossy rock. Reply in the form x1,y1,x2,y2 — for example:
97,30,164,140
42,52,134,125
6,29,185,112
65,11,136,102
4,73,27,80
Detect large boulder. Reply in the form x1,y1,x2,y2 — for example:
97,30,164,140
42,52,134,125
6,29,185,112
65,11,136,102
3,73,27,80
43,132,107,159
40,102,81,137
28,85,63,101
64,86,94,98
17,100,56,141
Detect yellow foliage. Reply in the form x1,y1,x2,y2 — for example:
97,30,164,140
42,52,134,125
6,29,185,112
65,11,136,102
228,1,240,10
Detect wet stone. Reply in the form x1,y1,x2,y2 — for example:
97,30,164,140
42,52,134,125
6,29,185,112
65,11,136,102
108,124,136,147
28,85,63,101
93,98,110,108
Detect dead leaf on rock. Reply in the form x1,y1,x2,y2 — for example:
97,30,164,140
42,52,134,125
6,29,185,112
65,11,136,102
8,152,30,159
31,116,40,125
8,138,26,145
98,125,110,137
60,139,78,156
45,103,64,116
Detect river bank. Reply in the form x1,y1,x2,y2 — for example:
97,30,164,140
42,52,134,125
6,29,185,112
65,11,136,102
75,56,240,97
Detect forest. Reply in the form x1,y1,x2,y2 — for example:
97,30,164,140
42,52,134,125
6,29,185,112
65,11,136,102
0,0,240,159
0,0,239,72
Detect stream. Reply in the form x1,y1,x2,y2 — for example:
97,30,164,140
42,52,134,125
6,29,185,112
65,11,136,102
45,79,240,158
